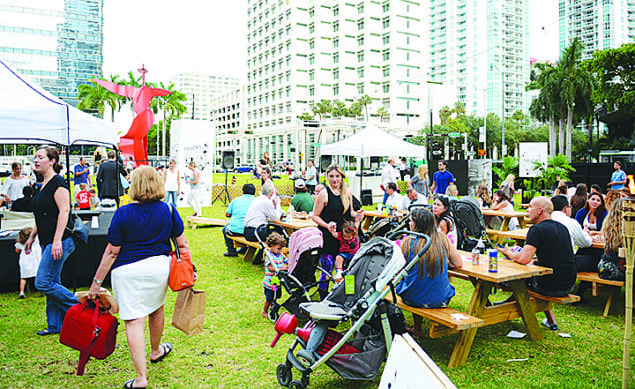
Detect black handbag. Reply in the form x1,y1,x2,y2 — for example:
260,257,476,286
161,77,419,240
598,250,626,281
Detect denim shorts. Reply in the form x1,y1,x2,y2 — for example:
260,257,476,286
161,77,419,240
264,286,282,302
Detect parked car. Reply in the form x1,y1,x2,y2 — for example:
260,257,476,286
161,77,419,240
275,161,294,173
234,164,256,174
0,164,11,177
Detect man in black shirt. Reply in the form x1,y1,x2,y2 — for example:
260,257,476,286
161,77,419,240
500,196,576,331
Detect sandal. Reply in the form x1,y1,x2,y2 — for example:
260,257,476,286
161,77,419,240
123,378,146,389
405,326,423,339
150,342,173,363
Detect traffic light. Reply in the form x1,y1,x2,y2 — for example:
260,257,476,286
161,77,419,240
299,152,303,162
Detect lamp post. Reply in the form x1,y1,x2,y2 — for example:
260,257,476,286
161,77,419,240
427,80,443,163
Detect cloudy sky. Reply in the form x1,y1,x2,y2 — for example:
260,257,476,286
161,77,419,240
103,0,560,84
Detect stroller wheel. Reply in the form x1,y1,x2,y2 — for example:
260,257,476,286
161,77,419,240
288,380,305,389
276,363,292,387
268,307,280,322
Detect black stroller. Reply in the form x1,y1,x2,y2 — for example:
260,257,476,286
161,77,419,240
450,197,493,251
265,227,333,321
270,232,431,388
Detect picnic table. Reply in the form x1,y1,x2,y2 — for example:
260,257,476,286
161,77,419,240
445,253,553,367
361,210,406,231
481,209,528,230
272,215,317,235
488,228,605,249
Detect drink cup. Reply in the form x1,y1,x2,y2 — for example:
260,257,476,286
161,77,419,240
487,249,498,273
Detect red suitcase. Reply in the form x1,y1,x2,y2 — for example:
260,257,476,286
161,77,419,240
60,299,119,375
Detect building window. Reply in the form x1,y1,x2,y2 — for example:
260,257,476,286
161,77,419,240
357,4,364,14
333,6,339,16
382,34,390,45
357,83,364,94
333,86,339,95
357,67,364,78
333,22,339,32
383,50,390,61
357,20,364,30
358,52,364,62
333,38,339,48
382,2,389,12
334,53,339,64
382,83,389,93
309,87,315,96
358,36,364,46
309,22,315,34
382,17,390,28
333,68,339,80
383,66,390,77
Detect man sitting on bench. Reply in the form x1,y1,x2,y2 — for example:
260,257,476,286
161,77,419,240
243,182,284,265
499,196,577,331
222,184,256,257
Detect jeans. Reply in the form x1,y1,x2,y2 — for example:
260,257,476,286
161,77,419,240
383,190,389,205
35,237,77,332
222,224,241,255
164,191,178,205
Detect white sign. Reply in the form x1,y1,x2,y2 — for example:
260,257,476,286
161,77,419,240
519,142,548,177
479,126,486,143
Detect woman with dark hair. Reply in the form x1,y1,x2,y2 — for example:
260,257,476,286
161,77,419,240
24,147,77,336
575,192,607,231
10,185,34,212
312,164,363,298
476,183,491,208
569,183,588,220
488,190,518,230
88,166,189,389
604,189,620,210
432,195,457,247
397,208,463,337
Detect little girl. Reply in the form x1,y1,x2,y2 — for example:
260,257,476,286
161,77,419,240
15,227,41,299
330,220,360,283
262,233,288,319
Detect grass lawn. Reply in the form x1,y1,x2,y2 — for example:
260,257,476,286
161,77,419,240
0,173,633,388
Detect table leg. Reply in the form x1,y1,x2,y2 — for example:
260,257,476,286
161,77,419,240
501,217,510,231
362,216,373,231
518,216,526,229
448,280,493,368
244,247,256,263
509,280,543,341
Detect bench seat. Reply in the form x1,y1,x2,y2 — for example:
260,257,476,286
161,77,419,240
186,216,228,229
229,235,289,262
577,272,624,316
527,290,580,304
385,294,484,338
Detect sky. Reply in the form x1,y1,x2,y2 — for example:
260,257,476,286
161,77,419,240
103,0,560,85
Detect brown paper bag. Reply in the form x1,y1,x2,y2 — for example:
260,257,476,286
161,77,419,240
172,288,206,336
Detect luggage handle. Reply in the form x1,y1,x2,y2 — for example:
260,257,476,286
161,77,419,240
76,298,103,376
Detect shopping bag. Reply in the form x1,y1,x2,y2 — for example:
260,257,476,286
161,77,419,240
172,288,206,336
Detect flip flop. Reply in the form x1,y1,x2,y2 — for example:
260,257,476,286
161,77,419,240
123,378,146,389
150,342,173,364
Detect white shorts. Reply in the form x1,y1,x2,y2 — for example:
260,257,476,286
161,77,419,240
112,255,170,320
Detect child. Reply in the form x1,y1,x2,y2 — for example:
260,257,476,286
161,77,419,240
89,188,100,209
75,183,91,210
330,220,360,283
15,227,41,299
262,232,288,319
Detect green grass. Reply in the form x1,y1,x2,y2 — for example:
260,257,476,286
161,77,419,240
0,188,633,388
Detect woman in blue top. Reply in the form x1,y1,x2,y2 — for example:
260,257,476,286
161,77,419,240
575,192,607,231
89,166,189,389
397,208,463,338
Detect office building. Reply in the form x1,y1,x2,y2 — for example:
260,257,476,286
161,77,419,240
428,0,530,119
559,0,633,60
171,72,240,121
0,0,104,106
244,0,445,163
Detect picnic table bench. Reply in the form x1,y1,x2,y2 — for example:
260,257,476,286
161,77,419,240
577,271,624,316
228,235,289,263
186,216,228,230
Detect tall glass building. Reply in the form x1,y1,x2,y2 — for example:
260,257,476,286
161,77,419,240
0,0,103,106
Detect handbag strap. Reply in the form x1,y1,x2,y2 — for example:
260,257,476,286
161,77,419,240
76,298,103,376
167,203,180,260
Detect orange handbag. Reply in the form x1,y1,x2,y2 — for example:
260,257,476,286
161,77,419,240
169,239,195,292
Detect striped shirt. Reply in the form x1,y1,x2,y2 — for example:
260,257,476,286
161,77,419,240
262,251,288,289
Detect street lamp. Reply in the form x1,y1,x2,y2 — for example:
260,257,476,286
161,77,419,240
427,80,443,163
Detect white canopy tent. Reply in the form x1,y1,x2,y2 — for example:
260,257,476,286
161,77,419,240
0,58,119,147
321,124,427,201
321,124,427,158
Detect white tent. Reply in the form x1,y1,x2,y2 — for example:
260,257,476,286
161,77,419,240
0,59,119,147
321,124,426,158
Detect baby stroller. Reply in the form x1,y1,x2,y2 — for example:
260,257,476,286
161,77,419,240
270,232,431,388
449,197,493,251
265,227,332,321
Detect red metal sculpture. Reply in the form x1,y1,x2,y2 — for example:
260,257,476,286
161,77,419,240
93,65,171,165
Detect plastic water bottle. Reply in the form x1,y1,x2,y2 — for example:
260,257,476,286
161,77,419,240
287,205,294,221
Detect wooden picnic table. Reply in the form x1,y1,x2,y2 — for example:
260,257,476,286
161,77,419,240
481,208,529,230
488,228,605,249
445,253,553,367
361,210,406,231
273,216,317,235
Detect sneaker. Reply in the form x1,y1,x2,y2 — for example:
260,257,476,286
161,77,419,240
223,252,238,257
18,293,25,299
541,318,558,331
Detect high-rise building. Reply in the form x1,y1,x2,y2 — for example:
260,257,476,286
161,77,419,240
171,73,240,121
559,0,633,60
244,0,440,161
428,0,530,119
0,0,104,106
211,86,246,166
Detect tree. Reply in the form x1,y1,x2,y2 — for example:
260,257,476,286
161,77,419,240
77,80,115,119
331,100,347,118
587,43,635,116
348,102,362,119
297,112,314,121
439,105,452,125
312,99,332,121
357,94,372,121
528,61,560,156
157,82,187,155
376,106,388,122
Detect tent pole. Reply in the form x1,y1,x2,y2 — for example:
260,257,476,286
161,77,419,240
65,146,71,186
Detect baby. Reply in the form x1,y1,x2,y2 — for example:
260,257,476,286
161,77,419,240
329,220,360,283
15,227,41,299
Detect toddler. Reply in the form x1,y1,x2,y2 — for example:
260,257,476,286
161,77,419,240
262,232,288,319
89,188,100,209
75,183,91,210
330,220,360,283
15,227,41,299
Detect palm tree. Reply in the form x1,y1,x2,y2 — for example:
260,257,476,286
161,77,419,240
348,102,362,120
439,105,452,125
376,106,388,122
297,112,314,121
357,94,372,121
331,100,347,118
77,80,115,119
159,83,187,156
527,61,560,156
312,99,332,121
453,101,466,117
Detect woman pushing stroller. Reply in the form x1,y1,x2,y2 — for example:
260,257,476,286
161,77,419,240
397,207,463,338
